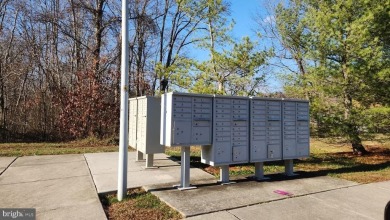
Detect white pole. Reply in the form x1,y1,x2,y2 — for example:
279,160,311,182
118,0,129,201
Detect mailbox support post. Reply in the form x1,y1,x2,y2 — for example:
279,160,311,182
254,162,270,180
178,146,196,190
284,159,297,176
146,154,154,168
136,151,143,161
219,165,230,184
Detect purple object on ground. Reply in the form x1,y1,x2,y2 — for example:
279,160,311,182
274,190,293,196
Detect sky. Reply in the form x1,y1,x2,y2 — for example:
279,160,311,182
217,0,284,92
184,0,284,92
229,0,261,40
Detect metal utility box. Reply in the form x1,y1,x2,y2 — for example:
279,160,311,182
201,96,250,166
249,98,283,162
136,96,163,154
128,98,138,149
282,100,310,159
160,92,213,147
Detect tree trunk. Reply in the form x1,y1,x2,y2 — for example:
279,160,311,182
342,57,367,155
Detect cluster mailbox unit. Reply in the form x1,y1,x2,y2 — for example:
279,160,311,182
201,95,250,182
160,92,213,189
159,92,310,188
160,93,213,147
250,98,283,162
128,96,163,168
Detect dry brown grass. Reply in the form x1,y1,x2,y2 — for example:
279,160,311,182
100,188,181,220
0,137,124,156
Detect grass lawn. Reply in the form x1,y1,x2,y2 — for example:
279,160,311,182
0,137,121,156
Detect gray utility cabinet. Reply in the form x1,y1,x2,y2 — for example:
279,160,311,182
282,100,310,159
128,97,138,149
250,98,283,162
160,92,213,147
128,96,163,154
201,96,250,166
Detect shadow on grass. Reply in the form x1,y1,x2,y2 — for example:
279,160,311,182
169,153,390,183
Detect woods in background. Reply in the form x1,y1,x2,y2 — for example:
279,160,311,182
0,0,389,153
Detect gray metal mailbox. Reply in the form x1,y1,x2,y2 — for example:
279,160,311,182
250,98,283,162
160,92,213,147
282,100,310,159
136,96,163,154
128,96,164,167
128,97,138,149
201,96,250,166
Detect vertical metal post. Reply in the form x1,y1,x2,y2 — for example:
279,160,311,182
136,151,144,161
146,154,154,168
254,162,270,180
178,146,196,190
219,165,230,183
284,159,296,176
117,0,129,202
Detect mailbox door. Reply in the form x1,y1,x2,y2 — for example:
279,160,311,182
172,120,191,145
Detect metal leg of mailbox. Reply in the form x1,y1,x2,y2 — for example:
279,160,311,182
254,162,270,180
178,146,196,190
136,151,144,161
219,165,230,184
145,154,154,168
284,159,297,176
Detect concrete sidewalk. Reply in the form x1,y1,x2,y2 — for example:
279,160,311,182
146,175,360,217
0,152,216,220
0,155,106,220
1,153,389,220
186,180,390,220
84,152,216,193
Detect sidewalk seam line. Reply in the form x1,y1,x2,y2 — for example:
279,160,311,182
0,174,90,186
83,154,99,193
226,210,242,220
221,184,363,213
181,183,362,218
0,157,18,176
11,160,85,167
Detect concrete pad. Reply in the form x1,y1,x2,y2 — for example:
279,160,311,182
86,152,214,193
94,166,215,194
84,152,179,175
0,160,90,185
311,183,389,220
0,157,16,173
229,194,371,220
85,152,143,175
186,211,238,220
12,154,84,166
0,175,106,220
148,176,357,217
370,180,390,191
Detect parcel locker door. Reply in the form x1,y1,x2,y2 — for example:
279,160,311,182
283,139,297,158
267,144,282,159
251,140,267,161
192,126,211,144
297,143,310,157
173,121,191,145
233,146,248,162
214,142,231,164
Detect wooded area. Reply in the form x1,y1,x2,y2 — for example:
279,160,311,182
0,0,389,154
